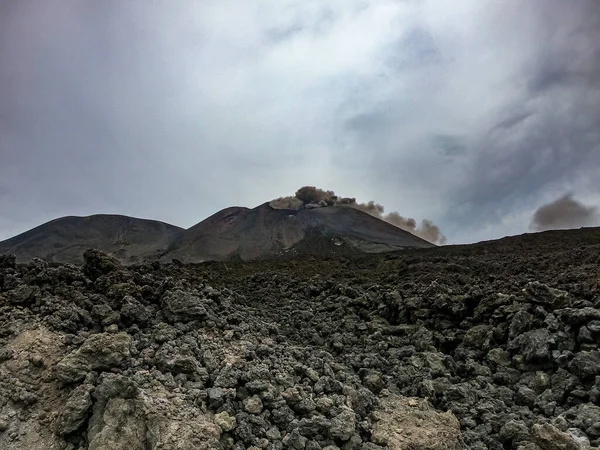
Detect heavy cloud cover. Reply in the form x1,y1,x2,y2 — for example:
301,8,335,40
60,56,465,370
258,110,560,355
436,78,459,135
1,0,599,243
271,186,446,244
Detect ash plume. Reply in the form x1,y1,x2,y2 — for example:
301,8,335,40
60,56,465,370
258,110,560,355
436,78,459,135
269,196,303,210
270,186,446,245
346,200,385,216
295,186,337,206
530,193,598,231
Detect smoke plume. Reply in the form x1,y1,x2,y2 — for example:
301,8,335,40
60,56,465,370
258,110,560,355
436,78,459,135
530,193,598,231
270,186,446,245
269,196,303,210
295,186,337,205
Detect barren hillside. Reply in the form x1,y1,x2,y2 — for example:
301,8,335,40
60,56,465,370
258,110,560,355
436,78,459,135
0,215,184,264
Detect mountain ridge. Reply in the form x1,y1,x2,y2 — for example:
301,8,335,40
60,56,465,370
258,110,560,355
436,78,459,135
0,214,184,264
0,203,435,264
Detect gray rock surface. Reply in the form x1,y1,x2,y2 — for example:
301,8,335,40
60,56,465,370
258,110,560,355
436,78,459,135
0,228,599,449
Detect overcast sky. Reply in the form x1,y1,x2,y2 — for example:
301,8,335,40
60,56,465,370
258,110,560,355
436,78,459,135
1,0,599,244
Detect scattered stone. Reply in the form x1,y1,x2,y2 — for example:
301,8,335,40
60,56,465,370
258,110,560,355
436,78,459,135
533,423,581,450
55,384,94,435
371,396,466,449
161,289,209,323
243,396,264,415
215,411,237,432
568,351,600,379
55,332,132,383
330,407,356,441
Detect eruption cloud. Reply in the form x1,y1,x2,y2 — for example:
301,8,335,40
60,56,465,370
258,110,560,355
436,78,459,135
270,186,446,245
530,193,598,231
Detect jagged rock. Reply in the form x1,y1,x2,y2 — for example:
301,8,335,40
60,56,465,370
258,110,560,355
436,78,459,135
510,311,535,340
532,423,582,450
361,370,384,394
161,289,209,322
298,415,331,438
121,295,151,323
6,284,40,305
566,428,591,448
87,375,144,449
91,304,121,326
487,348,512,367
463,325,492,349
215,365,241,388
282,429,308,449
215,411,237,431
558,308,600,326
330,407,356,441
156,353,203,376
87,374,221,449
55,332,132,382
0,254,16,269
243,395,263,414
88,396,146,450
83,249,124,280
371,396,466,449
207,387,225,409
508,329,552,363
498,419,530,446
562,404,600,438
55,383,94,435
568,351,600,379
524,282,571,308
348,387,376,417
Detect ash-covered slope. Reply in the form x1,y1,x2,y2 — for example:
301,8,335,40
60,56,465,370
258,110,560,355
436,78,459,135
162,202,435,263
0,214,184,264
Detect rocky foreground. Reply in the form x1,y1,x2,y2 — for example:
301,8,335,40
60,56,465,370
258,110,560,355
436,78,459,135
0,228,599,449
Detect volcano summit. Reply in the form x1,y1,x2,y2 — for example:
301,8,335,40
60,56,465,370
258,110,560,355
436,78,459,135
0,189,436,264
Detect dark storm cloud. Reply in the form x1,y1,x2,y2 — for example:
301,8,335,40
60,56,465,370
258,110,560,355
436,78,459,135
1,0,599,244
339,0,600,242
452,100,600,226
0,0,292,238
530,194,598,231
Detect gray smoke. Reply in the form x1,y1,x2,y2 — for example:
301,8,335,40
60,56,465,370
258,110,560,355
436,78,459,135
270,186,446,245
269,196,304,210
295,186,337,205
530,193,598,231
385,213,447,245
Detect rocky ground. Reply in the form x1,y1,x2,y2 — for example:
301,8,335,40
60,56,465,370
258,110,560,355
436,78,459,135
0,227,599,449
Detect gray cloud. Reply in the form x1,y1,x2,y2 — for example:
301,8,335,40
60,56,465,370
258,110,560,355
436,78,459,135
338,1,600,243
530,194,598,231
491,112,533,132
1,0,599,244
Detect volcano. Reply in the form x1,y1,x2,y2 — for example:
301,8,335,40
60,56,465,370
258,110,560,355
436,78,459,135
0,203,434,264
162,202,434,263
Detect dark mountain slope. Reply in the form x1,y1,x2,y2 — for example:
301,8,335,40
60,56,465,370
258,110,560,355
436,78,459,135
162,202,434,263
0,214,184,264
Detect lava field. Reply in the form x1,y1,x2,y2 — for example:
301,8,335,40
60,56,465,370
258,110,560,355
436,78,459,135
0,227,599,449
